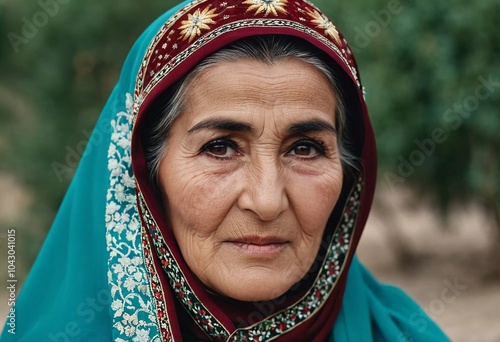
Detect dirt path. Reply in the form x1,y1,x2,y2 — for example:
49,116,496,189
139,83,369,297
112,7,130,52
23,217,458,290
358,189,500,342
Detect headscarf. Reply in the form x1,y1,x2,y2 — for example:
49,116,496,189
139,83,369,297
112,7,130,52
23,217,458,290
1,0,449,341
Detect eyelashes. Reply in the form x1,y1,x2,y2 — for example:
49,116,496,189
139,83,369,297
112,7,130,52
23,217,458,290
200,138,240,160
288,139,326,159
199,137,327,161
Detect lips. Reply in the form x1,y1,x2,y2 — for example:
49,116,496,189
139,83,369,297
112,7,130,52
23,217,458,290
226,236,290,255
231,236,288,245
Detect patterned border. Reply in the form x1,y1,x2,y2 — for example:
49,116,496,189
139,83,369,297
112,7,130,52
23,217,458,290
132,0,362,122
141,222,175,340
137,179,362,341
229,180,362,340
138,192,230,340
105,93,163,342
140,19,358,98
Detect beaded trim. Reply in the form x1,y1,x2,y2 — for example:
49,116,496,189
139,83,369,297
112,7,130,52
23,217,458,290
141,222,175,340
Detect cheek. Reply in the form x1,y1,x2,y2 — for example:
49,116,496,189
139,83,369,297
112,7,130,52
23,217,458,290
159,160,240,236
292,169,343,237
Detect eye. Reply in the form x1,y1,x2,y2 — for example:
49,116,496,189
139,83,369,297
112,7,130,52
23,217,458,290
201,139,239,160
287,140,325,159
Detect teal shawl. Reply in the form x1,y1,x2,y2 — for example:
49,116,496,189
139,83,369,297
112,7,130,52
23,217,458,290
1,0,449,341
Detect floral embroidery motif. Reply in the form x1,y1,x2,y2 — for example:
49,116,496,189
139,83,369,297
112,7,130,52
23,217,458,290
243,0,288,16
179,5,218,42
141,224,173,341
135,1,362,105
306,8,341,46
106,93,164,342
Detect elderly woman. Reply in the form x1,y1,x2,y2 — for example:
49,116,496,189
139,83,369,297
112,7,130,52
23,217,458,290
2,0,449,341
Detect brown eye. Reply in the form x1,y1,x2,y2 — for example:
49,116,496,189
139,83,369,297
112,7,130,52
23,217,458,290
288,140,324,159
202,139,238,159
208,144,233,156
294,145,314,156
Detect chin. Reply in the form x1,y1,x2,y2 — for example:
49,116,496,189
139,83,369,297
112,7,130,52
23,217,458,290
211,270,301,302
225,287,289,302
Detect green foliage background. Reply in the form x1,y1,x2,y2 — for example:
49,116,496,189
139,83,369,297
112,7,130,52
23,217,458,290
0,0,498,281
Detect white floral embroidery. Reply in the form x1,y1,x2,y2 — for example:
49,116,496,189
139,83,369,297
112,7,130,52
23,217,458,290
106,93,161,341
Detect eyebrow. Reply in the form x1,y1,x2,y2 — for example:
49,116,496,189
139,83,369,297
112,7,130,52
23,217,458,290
287,119,337,135
187,118,336,135
187,118,255,134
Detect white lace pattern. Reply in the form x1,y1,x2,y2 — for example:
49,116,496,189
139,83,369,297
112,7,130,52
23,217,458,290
106,93,161,342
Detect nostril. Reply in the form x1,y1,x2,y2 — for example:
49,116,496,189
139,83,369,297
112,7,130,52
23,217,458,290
238,185,289,222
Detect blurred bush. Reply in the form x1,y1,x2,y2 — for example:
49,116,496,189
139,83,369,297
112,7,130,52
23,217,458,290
322,0,499,222
0,0,498,279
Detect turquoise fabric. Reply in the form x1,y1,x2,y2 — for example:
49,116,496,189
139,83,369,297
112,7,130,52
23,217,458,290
1,0,449,341
332,257,449,341
0,4,186,341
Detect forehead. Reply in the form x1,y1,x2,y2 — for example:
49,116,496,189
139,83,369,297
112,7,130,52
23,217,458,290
182,58,337,125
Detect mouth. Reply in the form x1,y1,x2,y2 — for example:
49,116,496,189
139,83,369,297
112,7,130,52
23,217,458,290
226,236,290,255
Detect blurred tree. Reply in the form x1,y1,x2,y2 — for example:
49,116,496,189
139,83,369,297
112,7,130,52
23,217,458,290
321,0,499,225
0,0,179,280
321,0,500,270
0,0,498,279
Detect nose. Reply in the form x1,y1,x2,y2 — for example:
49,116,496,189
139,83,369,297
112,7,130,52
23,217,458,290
237,160,289,221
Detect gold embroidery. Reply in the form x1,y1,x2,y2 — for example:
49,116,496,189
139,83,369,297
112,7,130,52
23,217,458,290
243,0,288,17
179,5,218,42
307,8,341,46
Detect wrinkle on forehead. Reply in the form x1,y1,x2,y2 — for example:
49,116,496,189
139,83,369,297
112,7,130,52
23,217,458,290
185,58,337,115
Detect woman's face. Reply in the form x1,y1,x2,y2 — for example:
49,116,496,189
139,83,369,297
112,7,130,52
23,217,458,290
158,58,343,301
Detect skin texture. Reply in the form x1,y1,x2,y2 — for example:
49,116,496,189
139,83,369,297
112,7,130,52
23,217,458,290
158,58,343,301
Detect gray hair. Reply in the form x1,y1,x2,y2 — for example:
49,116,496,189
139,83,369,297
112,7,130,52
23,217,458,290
143,35,357,186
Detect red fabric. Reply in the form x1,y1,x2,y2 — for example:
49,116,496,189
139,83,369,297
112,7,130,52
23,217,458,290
130,0,376,340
